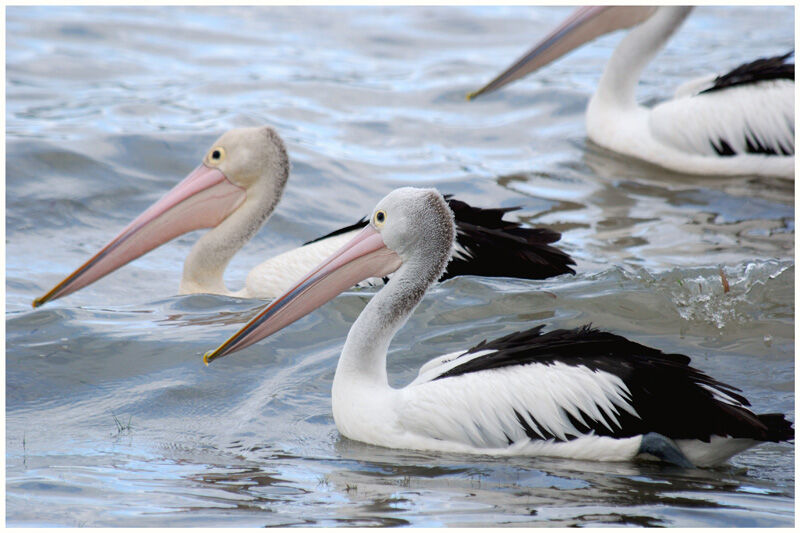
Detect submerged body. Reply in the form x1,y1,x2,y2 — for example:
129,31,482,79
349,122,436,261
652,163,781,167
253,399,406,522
470,6,794,178
205,187,793,467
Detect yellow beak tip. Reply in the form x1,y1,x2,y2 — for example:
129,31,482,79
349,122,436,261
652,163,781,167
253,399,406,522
466,91,476,101
203,351,212,366
32,298,43,308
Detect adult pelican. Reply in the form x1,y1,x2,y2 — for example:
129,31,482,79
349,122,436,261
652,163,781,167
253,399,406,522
33,127,574,307
469,7,794,178
204,187,792,467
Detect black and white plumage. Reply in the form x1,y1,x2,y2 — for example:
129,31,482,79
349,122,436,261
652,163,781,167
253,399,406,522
469,7,794,178
700,51,794,97
305,196,576,284
696,52,794,157
415,325,792,462
204,187,792,467
653,49,794,164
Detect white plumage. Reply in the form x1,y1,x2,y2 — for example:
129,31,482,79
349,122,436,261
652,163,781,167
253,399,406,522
241,231,356,298
589,79,794,177
396,361,635,447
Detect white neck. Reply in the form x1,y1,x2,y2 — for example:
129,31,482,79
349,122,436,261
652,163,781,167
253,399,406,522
334,258,433,388
179,181,282,295
593,7,692,110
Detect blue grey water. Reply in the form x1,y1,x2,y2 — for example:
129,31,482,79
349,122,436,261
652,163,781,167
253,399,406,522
6,6,794,527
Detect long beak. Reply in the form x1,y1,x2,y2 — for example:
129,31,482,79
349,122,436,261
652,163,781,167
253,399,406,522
467,6,656,99
33,165,246,307
203,225,402,365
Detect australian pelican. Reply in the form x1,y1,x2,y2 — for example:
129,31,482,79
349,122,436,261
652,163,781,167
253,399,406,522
469,6,794,178
203,187,792,467
33,127,574,307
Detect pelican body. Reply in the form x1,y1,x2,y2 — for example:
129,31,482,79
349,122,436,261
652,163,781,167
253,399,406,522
33,127,574,307
470,7,794,178
205,187,793,467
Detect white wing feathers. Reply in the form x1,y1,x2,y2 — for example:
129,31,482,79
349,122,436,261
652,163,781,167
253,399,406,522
649,80,794,157
400,360,639,449
672,74,717,99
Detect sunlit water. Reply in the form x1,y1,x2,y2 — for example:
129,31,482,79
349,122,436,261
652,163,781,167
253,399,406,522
6,6,794,527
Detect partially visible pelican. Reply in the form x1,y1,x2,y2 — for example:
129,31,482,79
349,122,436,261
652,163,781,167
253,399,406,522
469,7,794,178
204,187,793,467
33,127,574,307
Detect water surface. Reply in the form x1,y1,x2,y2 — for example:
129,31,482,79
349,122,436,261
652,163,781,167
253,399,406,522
6,6,794,527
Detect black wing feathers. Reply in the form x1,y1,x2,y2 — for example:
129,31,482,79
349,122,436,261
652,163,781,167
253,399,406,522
303,217,368,246
443,198,575,280
701,51,794,95
305,197,576,280
756,413,794,442
435,325,793,443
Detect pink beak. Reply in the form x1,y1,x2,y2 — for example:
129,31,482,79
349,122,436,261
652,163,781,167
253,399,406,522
203,225,402,365
32,164,246,307
468,6,656,99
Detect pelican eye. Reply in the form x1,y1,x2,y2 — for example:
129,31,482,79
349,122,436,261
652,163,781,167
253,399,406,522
208,146,226,164
373,210,386,227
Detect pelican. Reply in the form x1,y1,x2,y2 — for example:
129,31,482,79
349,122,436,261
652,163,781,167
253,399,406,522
33,127,574,307
469,7,794,178
203,187,793,467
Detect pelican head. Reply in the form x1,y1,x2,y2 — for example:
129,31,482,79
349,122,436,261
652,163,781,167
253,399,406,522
203,187,455,363
468,6,659,99
33,126,289,307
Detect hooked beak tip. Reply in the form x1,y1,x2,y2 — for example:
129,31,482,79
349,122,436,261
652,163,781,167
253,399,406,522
32,297,45,308
466,90,478,101
204,334,238,365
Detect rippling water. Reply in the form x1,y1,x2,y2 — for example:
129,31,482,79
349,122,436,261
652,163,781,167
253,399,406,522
6,6,794,527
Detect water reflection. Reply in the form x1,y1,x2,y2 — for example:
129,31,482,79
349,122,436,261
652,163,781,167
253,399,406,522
494,148,794,271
